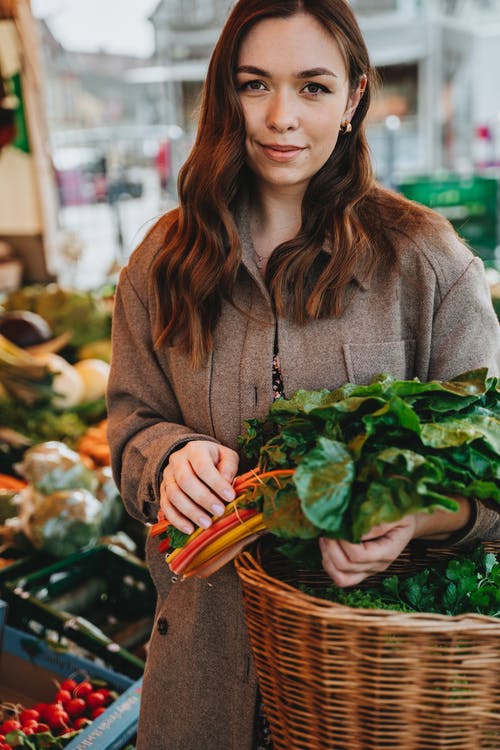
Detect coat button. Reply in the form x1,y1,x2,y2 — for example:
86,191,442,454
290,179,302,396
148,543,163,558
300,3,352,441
157,617,168,635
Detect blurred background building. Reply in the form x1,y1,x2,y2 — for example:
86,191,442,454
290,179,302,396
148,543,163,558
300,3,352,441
1,0,499,289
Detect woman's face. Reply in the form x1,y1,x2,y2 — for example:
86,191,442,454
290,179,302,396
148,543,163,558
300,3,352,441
236,12,363,197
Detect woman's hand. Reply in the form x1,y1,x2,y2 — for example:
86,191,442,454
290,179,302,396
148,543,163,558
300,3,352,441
320,517,417,588
160,440,239,535
320,497,473,587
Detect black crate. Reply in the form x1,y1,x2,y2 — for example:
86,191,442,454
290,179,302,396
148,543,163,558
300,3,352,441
3,544,155,678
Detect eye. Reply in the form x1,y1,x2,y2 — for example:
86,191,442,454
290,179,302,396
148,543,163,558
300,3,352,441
237,79,267,92
302,82,330,96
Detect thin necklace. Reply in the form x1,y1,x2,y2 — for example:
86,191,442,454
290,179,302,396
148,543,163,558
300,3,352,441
254,250,265,268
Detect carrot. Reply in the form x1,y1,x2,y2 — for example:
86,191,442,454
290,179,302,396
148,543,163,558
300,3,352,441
0,473,27,491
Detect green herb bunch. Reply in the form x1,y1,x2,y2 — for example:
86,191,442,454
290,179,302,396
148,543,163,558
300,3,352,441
301,545,500,618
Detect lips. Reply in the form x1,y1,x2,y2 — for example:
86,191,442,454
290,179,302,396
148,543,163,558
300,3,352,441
259,143,306,162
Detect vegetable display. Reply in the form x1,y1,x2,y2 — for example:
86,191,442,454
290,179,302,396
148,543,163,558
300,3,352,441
5,441,123,558
3,284,112,350
0,674,118,749
151,369,499,579
0,333,109,474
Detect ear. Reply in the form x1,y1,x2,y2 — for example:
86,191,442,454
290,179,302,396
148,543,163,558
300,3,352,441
343,74,367,121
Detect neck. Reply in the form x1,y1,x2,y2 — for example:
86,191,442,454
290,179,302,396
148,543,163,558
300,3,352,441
250,184,303,244
247,178,306,274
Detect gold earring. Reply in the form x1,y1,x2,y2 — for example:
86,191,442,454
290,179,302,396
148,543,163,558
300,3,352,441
339,120,352,134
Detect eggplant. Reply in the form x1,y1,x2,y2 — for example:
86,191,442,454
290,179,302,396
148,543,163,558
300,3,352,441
0,310,53,348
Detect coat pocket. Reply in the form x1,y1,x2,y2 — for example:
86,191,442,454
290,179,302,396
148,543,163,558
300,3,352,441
343,339,416,384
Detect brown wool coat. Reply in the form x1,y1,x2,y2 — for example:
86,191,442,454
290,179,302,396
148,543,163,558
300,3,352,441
107,203,500,750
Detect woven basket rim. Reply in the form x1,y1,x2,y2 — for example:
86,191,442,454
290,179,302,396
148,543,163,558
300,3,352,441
235,545,500,632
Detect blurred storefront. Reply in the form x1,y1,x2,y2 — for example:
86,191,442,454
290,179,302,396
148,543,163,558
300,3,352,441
1,0,500,288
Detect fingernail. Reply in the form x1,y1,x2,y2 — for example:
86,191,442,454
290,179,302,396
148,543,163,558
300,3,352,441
223,489,235,501
198,516,211,529
182,524,193,535
211,503,225,516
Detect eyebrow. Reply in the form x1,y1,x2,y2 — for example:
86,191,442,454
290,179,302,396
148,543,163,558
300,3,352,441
236,65,338,78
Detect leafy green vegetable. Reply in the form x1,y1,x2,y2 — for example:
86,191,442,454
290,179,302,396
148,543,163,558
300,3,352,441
166,525,190,549
4,284,112,350
237,369,499,546
0,395,106,451
300,546,500,618
294,438,354,534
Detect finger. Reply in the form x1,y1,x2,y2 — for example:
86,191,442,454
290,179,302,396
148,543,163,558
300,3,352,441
160,495,195,535
217,447,239,485
168,464,228,519
323,563,371,588
360,523,395,541
360,519,410,542
161,470,215,532
320,537,374,571
320,537,384,574
189,445,238,502
170,444,236,506
162,483,216,532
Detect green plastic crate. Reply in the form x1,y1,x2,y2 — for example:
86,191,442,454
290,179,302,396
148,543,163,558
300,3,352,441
3,544,155,678
398,173,500,265
0,552,53,593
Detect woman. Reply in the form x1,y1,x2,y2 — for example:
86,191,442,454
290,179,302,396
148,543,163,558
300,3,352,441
107,1,500,748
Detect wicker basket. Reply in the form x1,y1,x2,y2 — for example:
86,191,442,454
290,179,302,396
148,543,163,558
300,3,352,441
235,539,500,750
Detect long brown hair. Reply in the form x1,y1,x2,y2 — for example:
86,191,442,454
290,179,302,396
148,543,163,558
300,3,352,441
153,0,413,366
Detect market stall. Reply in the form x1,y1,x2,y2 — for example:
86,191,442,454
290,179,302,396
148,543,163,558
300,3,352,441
0,0,59,288
0,282,149,749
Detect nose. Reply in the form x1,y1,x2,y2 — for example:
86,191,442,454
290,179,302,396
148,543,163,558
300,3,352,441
266,90,299,132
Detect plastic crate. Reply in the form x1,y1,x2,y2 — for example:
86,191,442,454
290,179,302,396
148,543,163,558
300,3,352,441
65,680,141,750
0,624,139,750
398,172,499,265
3,544,155,678
0,552,53,592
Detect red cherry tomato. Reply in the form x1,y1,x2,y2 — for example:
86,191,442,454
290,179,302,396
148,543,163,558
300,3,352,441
74,681,93,699
54,689,72,705
65,698,86,718
73,717,92,730
34,722,50,733
44,706,69,731
23,727,35,736
90,706,106,720
0,719,21,734
86,691,106,711
60,678,78,693
20,719,39,730
19,709,40,725
97,688,117,706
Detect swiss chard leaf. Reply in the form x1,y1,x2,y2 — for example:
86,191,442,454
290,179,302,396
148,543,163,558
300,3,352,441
263,481,319,540
293,437,355,533
236,369,499,552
